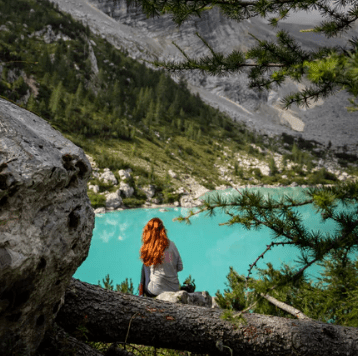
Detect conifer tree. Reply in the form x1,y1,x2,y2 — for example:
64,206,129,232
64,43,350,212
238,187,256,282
26,93,36,111
26,93,37,112
154,97,164,123
49,81,64,115
145,99,156,127
74,82,84,107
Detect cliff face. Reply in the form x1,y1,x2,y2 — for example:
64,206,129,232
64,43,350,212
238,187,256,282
0,98,95,355
52,0,358,154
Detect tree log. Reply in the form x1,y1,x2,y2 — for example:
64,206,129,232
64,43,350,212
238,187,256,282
56,279,358,356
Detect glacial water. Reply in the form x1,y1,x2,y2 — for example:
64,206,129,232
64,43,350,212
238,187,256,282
74,187,343,296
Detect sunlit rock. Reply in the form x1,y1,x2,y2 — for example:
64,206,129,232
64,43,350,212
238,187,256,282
0,98,94,355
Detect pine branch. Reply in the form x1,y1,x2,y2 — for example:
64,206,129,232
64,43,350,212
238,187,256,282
259,293,312,320
246,241,296,280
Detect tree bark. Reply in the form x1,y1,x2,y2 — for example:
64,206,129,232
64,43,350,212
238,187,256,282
56,278,358,356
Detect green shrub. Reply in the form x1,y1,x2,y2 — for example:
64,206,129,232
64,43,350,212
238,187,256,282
308,168,337,184
88,192,106,208
122,197,146,207
162,191,180,204
252,168,262,179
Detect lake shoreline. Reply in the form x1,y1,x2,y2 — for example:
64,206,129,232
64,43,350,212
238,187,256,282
94,183,331,214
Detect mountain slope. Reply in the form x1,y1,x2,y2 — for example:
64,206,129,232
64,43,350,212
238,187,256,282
50,0,358,154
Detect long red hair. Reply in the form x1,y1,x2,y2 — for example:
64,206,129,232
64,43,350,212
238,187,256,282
140,218,169,266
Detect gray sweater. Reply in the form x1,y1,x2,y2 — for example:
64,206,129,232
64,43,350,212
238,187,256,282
148,240,183,295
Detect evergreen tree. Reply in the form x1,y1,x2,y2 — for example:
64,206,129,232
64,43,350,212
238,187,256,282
268,156,278,176
145,99,156,127
26,93,37,112
39,48,52,74
154,97,164,124
177,182,358,325
74,82,84,106
49,81,64,115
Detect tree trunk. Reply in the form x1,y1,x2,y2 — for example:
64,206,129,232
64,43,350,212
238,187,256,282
56,279,358,356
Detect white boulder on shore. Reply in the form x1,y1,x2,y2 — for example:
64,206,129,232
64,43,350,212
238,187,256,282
180,195,202,208
120,181,134,198
94,207,106,214
140,185,156,199
105,189,123,209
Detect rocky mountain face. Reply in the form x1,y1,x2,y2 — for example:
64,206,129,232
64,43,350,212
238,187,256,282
51,0,358,155
0,98,94,355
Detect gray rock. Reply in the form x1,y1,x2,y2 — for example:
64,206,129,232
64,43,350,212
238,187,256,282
89,184,100,193
168,169,177,178
94,207,106,214
105,190,122,209
88,40,99,74
156,290,214,308
30,25,71,43
140,184,156,199
118,168,132,180
180,195,202,208
99,169,118,185
0,98,94,355
119,181,134,198
152,197,161,204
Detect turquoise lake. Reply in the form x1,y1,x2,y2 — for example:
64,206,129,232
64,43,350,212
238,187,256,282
74,187,339,296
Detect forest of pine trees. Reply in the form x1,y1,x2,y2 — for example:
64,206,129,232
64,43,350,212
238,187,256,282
0,0,240,145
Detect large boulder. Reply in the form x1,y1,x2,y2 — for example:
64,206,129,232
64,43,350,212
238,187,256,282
105,189,123,209
0,98,95,355
119,181,134,198
156,290,219,308
99,168,118,185
118,168,132,180
140,184,156,199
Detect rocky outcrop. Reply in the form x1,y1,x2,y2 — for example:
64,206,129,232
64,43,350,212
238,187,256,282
118,168,132,180
119,181,134,198
156,290,220,309
50,0,358,155
140,184,156,199
0,98,95,355
99,168,118,185
105,189,123,209
88,183,100,193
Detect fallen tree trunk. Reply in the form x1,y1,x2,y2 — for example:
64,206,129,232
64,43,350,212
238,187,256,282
56,279,358,356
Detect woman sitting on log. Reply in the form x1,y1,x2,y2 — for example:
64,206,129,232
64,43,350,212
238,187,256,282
139,217,183,297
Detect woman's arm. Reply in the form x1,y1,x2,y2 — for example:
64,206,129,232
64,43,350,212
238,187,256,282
172,242,183,272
